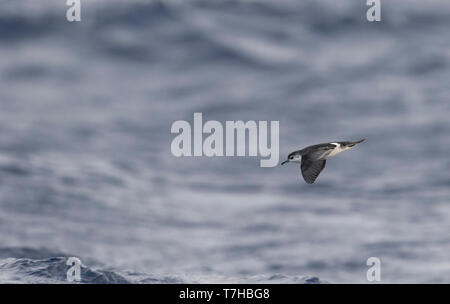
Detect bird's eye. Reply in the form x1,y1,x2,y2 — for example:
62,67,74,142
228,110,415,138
289,156,293,159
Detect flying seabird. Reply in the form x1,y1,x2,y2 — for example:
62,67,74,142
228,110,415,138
281,139,365,184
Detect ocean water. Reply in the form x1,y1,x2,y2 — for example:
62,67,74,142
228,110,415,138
0,0,449,283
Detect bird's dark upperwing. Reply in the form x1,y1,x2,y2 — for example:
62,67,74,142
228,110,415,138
300,157,326,184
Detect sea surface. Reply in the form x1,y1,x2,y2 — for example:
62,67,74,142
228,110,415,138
0,0,449,283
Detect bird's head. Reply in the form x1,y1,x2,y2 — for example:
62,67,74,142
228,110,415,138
281,151,302,165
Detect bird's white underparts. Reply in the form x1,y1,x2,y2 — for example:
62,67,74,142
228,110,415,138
171,113,279,167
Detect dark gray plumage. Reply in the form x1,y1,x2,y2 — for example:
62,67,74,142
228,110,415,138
301,158,326,184
281,139,365,184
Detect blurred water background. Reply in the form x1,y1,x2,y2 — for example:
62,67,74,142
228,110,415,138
0,0,449,283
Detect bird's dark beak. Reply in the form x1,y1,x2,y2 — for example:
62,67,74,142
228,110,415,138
281,160,289,165
347,139,365,147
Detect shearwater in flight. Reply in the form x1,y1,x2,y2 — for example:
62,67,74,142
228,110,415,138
281,139,365,184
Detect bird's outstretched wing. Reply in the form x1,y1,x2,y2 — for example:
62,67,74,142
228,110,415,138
300,157,326,184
